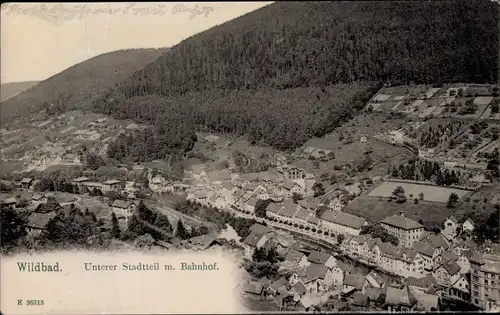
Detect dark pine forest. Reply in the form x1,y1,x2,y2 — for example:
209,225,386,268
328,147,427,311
94,1,498,160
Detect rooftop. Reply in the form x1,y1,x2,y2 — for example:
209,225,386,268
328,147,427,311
321,210,366,229
439,260,461,276
285,249,305,263
385,286,417,307
112,200,132,209
2,197,17,204
353,292,368,307
27,212,57,229
411,241,436,258
307,250,333,265
304,263,329,282
412,289,439,312
381,214,423,230
344,274,365,290
72,177,91,182
279,203,298,218
246,197,259,207
283,180,298,190
294,208,312,221
292,281,307,296
242,232,263,247
270,277,288,291
242,281,264,295
307,216,320,225
266,202,282,213
249,223,273,236
102,179,120,185
406,274,437,289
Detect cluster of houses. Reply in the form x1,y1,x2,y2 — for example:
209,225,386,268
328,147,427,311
165,164,320,210
1,191,79,237
239,204,500,312
239,224,442,312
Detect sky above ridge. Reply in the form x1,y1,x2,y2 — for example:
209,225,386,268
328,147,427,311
1,2,272,83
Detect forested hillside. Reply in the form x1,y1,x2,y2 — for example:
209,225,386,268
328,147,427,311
114,0,498,96
0,48,168,122
93,0,498,155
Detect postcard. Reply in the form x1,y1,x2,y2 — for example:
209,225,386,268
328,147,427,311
1,1,499,314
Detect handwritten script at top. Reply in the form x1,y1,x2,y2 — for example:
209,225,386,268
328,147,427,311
1,3,217,25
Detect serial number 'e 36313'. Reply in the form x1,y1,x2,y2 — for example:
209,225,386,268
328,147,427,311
18,299,44,306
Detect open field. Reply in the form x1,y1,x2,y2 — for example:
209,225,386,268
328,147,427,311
345,196,451,228
368,181,471,202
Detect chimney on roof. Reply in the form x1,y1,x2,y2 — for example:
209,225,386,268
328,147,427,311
400,211,404,217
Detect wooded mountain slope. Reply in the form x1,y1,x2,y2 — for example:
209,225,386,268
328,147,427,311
112,0,498,98
0,48,168,122
0,81,39,102
93,0,498,155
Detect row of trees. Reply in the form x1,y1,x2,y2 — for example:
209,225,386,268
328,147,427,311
391,159,462,186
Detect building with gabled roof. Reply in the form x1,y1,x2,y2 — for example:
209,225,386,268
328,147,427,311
406,274,438,293
343,274,366,294
294,208,313,224
112,199,136,218
385,286,417,312
249,223,274,237
442,215,459,241
101,179,121,193
242,226,274,259
353,292,369,307
278,202,299,219
365,270,386,289
242,281,265,300
412,289,439,312
20,177,34,189
265,202,283,220
433,260,461,287
281,180,304,198
26,211,57,236
284,249,310,269
411,241,439,271
300,263,335,293
462,218,475,232
307,250,337,270
1,196,18,209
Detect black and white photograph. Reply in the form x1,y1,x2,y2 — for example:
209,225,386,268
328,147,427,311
1,1,499,313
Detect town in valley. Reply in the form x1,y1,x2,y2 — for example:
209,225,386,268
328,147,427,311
1,1,499,313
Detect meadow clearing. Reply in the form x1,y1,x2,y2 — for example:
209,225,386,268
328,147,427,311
368,181,471,202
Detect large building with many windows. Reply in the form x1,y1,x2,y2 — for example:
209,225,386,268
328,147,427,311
381,212,425,248
470,250,500,311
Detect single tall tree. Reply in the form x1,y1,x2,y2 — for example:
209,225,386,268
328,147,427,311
175,219,190,240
